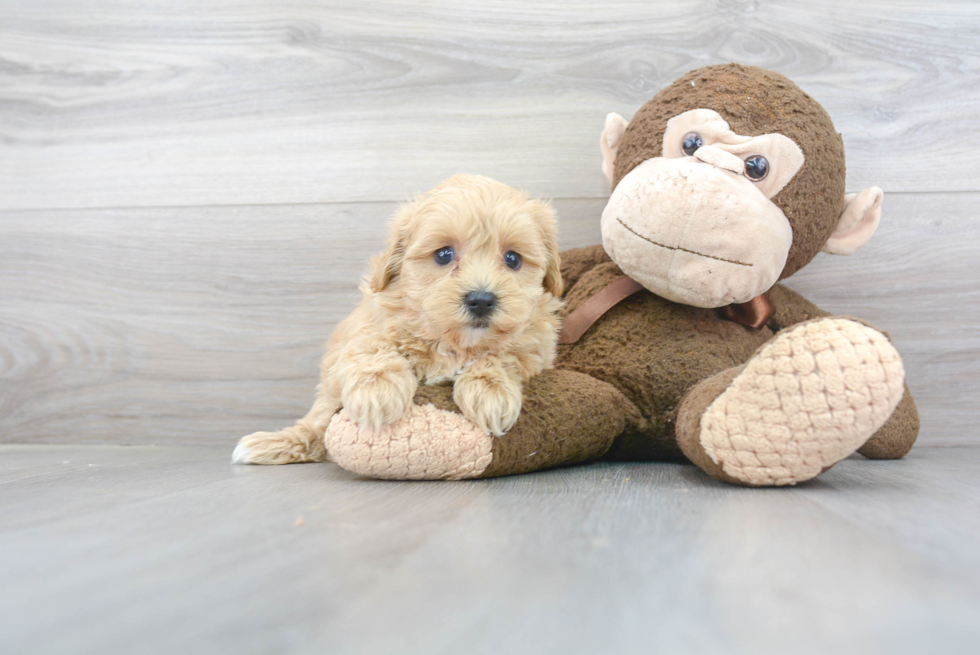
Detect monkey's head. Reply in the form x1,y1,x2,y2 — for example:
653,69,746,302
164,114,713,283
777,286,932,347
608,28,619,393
600,64,883,308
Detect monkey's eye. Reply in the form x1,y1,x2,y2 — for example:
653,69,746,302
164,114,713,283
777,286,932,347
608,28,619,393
434,246,455,266
744,155,770,181
503,250,522,271
681,132,704,156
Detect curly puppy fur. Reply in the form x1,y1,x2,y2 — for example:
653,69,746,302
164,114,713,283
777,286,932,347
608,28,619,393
233,174,563,465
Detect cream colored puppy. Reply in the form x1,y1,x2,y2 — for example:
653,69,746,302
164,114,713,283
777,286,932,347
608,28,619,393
233,174,563,465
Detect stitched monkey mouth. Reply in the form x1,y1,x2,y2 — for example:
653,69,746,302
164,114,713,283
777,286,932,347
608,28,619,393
616,217,753,268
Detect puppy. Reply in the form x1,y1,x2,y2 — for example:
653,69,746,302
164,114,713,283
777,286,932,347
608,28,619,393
233,174,563,465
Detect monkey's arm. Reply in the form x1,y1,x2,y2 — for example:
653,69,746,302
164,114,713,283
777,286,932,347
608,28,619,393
764,284,832,330
764,283,919,459
322,368,639,480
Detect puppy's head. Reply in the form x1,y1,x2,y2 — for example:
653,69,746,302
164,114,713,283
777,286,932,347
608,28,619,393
368,174,561,351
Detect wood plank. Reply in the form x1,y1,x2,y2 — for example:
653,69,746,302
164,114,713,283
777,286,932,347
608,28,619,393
0,193,976,446
1,444,979,653
2,1,980,209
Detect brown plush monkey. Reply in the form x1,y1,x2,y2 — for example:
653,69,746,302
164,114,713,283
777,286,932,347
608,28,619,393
320,64,920,486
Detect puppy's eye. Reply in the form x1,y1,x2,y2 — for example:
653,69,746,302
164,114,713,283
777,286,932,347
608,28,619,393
682,132,703,156
433,246,455,266
503,250,522,271
744,155,769,181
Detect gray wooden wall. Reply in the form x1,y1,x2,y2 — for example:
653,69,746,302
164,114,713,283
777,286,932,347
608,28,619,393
1,1,978,447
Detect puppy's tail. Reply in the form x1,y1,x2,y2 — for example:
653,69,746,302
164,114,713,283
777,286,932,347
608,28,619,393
232,398,339,465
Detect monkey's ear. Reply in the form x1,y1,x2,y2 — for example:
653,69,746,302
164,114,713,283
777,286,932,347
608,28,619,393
822,187,883,255
601,113,629,185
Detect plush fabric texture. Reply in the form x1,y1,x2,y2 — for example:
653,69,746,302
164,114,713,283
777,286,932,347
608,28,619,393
479,369,632,477
857,385,920,459
558,275,643,344
326,368,632,481
325,402,493,480
417,369,634,478
675,366,747,485
660,109,805,199
687,317,906,486
764,283,831,329
553,245,919,473
602,156,794,306
554,246,775,460
823,188,884,255
612,64,846,279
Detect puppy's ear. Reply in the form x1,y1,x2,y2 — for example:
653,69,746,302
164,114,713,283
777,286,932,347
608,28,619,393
543,237,563,298
369,199,419,293
533,200,563,297
369,235,404,293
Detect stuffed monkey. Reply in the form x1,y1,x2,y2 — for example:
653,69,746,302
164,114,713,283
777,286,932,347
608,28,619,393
292,64,920,486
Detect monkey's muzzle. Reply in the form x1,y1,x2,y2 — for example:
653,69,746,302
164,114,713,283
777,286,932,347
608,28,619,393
601,157,793,308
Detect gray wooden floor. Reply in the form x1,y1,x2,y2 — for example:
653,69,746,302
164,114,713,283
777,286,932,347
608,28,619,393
2,444,979,655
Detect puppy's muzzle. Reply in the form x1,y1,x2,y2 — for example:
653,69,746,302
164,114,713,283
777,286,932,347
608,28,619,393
463,290,497,320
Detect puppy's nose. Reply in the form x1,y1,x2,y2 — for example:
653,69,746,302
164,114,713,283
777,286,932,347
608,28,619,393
464,290,497,318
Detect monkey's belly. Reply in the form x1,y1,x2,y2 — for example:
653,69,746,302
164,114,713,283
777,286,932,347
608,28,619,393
556,291,774,460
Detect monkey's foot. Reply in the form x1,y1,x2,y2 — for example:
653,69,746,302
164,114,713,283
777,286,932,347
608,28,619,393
677,317,906,486
325,404,494,480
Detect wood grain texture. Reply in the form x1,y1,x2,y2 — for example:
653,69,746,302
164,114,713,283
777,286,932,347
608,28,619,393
1,193,976,446
2,0,980,210
1,444,979,654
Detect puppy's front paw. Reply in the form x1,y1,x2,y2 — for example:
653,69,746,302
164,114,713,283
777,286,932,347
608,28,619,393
342,367,418,433
453,371,522,437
